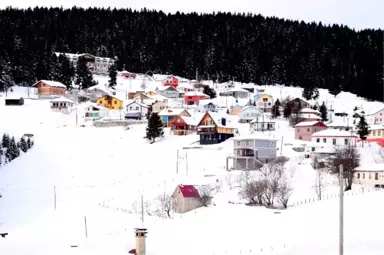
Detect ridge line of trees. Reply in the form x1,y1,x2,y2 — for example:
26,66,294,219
0,8,382,101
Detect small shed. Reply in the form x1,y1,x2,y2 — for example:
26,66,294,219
5,97,24,106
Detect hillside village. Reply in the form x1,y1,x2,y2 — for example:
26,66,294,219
1,52,384,255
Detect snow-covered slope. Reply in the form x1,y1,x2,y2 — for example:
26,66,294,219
1,75,384,254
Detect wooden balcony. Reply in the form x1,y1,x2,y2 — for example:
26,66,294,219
197,126,217,134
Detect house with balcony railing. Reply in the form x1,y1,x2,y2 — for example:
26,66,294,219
226,136,278,171
196,111,236,145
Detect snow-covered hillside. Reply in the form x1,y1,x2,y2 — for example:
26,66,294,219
1,74,384,255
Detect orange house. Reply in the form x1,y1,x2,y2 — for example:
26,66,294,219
32,80,67,97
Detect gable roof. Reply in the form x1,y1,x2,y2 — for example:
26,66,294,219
226,87,249,93
157,86,180,92
87,84,111,94
50,97,75,104
300,113,321,119
295,121,327,127
126,100,149,108
240,105,263,113
312,129,357,137
300,108,320,114
158,108,189,116
184,91,209,97
198,111,234,128
181,113,205,126
33,80,66,88
80,102,108,110
178,185,200,198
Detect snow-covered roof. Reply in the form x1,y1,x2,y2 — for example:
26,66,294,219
184,91,209,97
54,52,115,62
300,108,320,114
126,100,149,108
225,87,249,93
156,86,180,92
158,108,188,116
80,102,108,110
198,99,217,106
181,113,204,126
300,113,321,120
312,129,357,137
87,84,111,94
232,135,278,141
34,80,67,88
240,105,263,113
249,115,274,123
207,111,235,128
295,121,323,127
369,124,384,131
355,163,384,172
50,97,75,104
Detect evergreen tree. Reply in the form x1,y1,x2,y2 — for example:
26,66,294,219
356,116,369,147
0,143,3,167
312,104,318,110
203,86,217,98
271,101,281,118
75,57,96,89
2,133,10,149
302,86,320,100
5,137,19,162
19,137,28,153
0,58,14,93
108,63,117,89
319,102,328,122
283,104,291,119
57,54,75,88
26,138,33,149
144,113,164,143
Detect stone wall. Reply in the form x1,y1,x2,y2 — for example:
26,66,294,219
93,119,147,127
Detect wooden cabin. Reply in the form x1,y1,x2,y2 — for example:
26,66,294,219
197,111,236,145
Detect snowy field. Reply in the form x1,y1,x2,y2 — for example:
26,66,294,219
1,76,384,254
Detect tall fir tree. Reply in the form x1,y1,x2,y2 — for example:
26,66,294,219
144,113,164,143
319,102,328,122
356,116,369,147
19,137,28,153
283,104,292,119
203,86,217,98
2,133,10,148
57,54,75,88
108,63,117,89
271,101,281,118
26,138,33,150
75,57,96,89
5,137,19,162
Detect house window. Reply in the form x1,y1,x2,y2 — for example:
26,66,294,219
299,136,302,140
363,173,365,179
297,129,300,132
130,107,133,110
357,173,360,179
316,138,320,143
369,173,372,179
373,131,376,136
237,141,240,146
307,128,310,132
332,139,336,145
344,139,348,145
263,98,268,102
136,107,139,110
323,138,326,143
114,100,117,104
375,173,379,180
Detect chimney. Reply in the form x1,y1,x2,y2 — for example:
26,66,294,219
135,228,148,255
221,118,226,126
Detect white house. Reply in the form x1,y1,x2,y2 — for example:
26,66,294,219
82,102,109,121
365,107,384,125
197,100,218,112
250,116,275,131
221,87,250,99
50,97,75,114
151,101,168,113
177,83,195,93
239,106,263,123
299,108,322,121
311,129,357,146
125,101,149,119
156,86,180,99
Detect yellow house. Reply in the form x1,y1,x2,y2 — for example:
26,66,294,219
134,93,152,100
256,94,273,112
365,124,384,147
354,163,384,188
145,90,157,97
96,95,123,110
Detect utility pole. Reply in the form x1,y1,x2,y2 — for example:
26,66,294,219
54,186,57,210
280,136,284,156
185,152,188,176
84,216,88,238
141,195,144,226
339,164,344,255
176,149,179,174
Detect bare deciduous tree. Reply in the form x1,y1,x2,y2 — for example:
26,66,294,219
313,168,326,200
289,114,304,127
198,185,212,207
327,146,360,191
276,176,293,208
240,179,267,205
155,193,173,218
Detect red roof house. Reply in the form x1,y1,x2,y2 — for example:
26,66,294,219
183,91,209,105
162,76,179,87
171,184,204,213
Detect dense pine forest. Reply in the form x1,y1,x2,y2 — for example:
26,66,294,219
0,7,382,100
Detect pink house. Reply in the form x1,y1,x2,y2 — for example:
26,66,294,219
295,121,327,141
